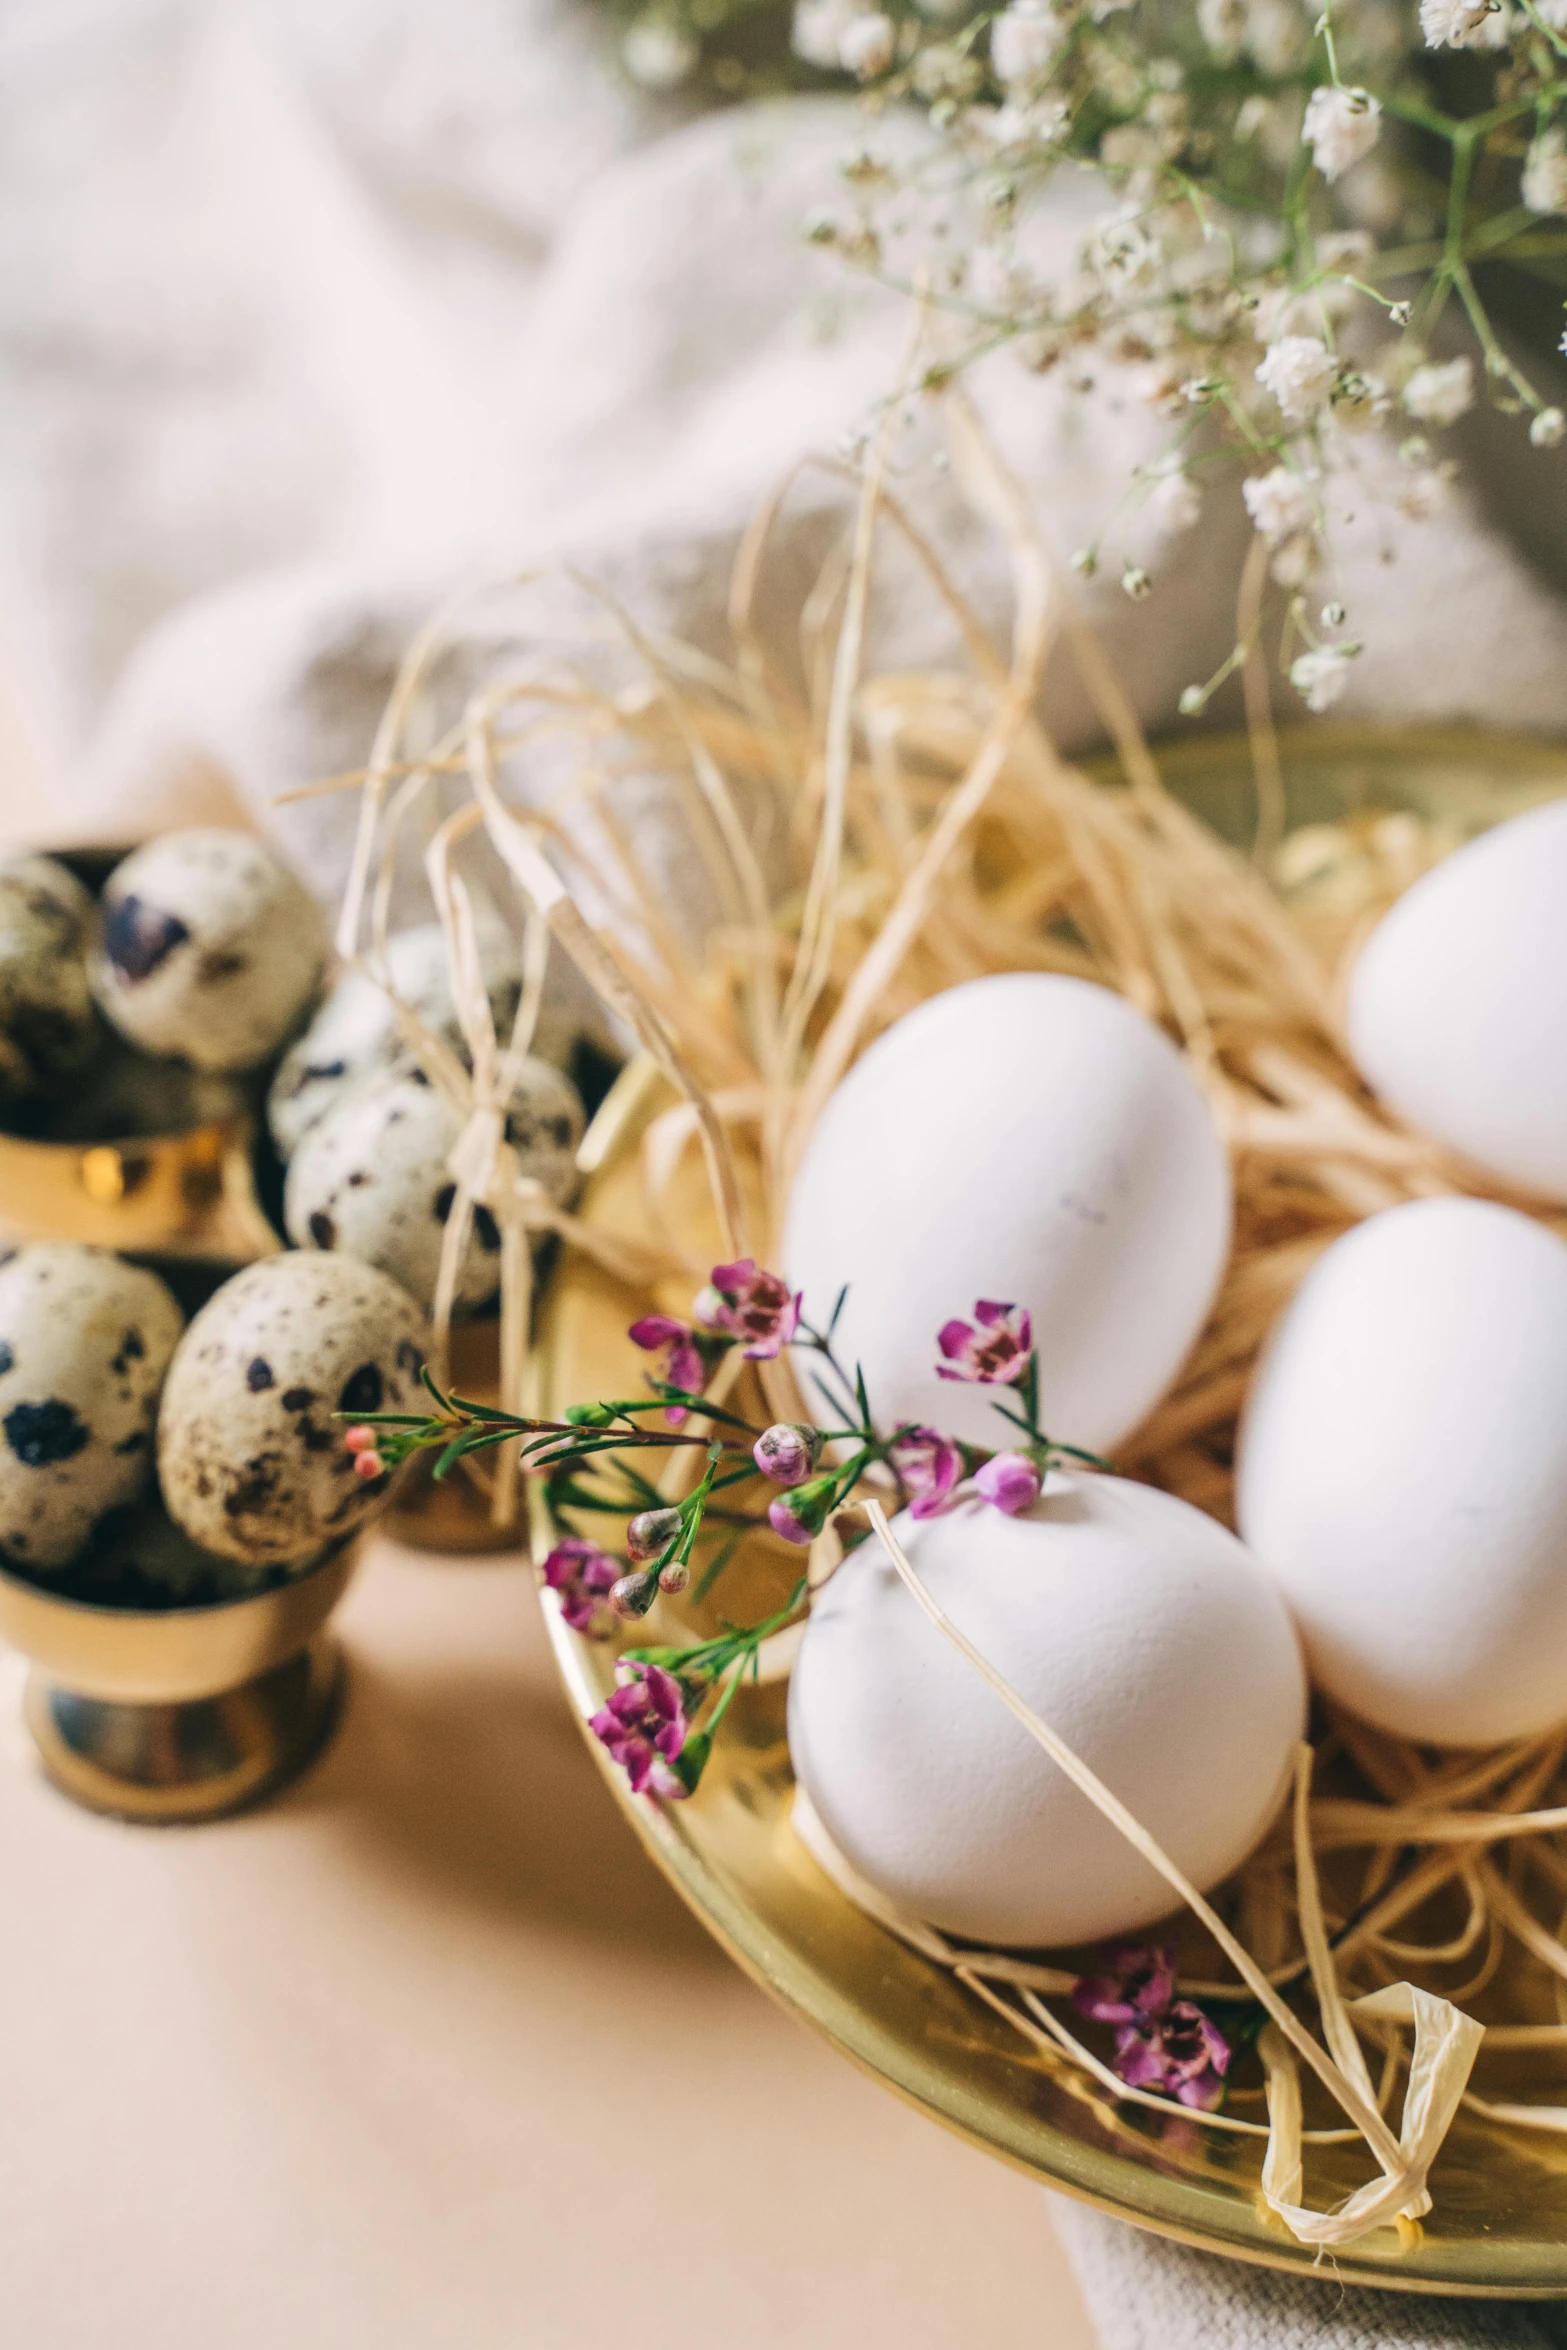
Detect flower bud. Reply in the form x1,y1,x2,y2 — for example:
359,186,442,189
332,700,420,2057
975,1450,1043,1515
658,1558,691,1596
611,1567,660,1619
344,1424,378,1453
352,1449,385,1481
1532,407,1566,449
566,1401,621,1427
752,1422,823,1488
767,1475,836,1546
626,1506,683,1563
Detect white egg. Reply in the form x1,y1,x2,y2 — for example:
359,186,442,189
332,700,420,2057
788,1480,1305,1949
784,975,1232,1453
1237,1197,1567,1747
1348,798,1567,1200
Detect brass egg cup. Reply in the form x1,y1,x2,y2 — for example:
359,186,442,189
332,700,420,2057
0,1538,358,1823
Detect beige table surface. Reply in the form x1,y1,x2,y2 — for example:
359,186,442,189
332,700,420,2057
0,1534,1096,2350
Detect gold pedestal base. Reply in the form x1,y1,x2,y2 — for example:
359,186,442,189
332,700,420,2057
22,1638,345,1824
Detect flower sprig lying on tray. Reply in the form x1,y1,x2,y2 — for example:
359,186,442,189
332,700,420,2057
338,1254,1108,1783
338,1262,1282,2115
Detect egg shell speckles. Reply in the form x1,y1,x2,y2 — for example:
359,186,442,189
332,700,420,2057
282,1061,583,1312
788,1481,1305,1949
266,921,522,1158
91,830,328,1074
0,1244,184,1572
157,1252,427,1565
0,854,99,1104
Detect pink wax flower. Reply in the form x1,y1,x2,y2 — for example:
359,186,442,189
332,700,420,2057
889,1426,963,1520
767,1475,835,1545
589,1662,691,1799
1071,1941,1230,2113
1111,2004,1231,2112
344,1423,386,1478
702,1259,802,1359
936,1300,1033,1386
626,1506,683,1563
975,1450,1042,1515
1072,1941,1179,2027
753,1423,822,1487
541,1538,621,1639
627,1313,705,1424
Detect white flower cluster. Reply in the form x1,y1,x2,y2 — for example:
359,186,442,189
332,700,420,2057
1302,85,1381,182
793,0,894,76
813,0,1567,709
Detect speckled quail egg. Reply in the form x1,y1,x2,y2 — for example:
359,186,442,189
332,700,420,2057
0,853,99,1106
281,1059,584,1312
266,919,522,1158
59,1499,284,1610
91,830,328,1073
157,1251,426,1566
0,1244,184,1573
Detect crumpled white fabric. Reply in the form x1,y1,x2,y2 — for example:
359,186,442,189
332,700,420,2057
6,0,1566,892
1051,2199,1567,2350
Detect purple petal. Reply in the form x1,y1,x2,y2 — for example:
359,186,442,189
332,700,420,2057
708,1259,755,1300
936,1318,975,1361
629,1314,686,1350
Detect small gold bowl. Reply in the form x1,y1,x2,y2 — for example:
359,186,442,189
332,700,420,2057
0,846,283,1264
0,1536,358,1822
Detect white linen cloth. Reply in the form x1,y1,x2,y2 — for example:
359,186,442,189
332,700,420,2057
3,6,1567,2343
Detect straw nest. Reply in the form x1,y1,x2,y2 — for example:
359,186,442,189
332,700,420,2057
304,388,1567,2251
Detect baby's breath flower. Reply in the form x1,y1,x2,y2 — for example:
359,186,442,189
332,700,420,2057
1523,129,1567,218
991,0,1069,85
838,10,895,75
792,0,854,68
1122,562,1153,598
1419,0,1505,43
1290,643,1359,710
1531,406,1566,448
1243,464,1316,542
1403,356,1474,426
1196,0,1248,56
1303,85,1382,182
1256,333,1340,421
1147,467,1202,533
622,17,699,88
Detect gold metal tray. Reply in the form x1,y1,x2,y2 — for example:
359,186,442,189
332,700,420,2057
529,728,1567,2297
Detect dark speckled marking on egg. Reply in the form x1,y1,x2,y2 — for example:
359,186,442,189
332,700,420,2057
157,1252,425,1567
5,1399,89,1465
102,895,190,983
90,830,328,1075
0,1244,184,1572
